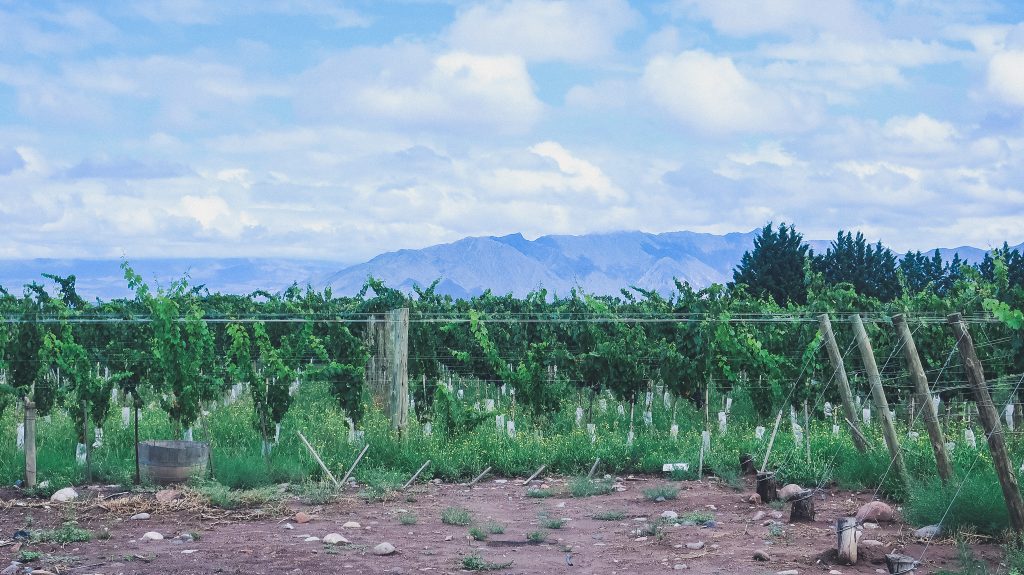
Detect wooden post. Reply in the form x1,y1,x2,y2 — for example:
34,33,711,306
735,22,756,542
837,517,858,565
739,453,756,476
804,400,811,464
756,471,777,503
468,466,491,487
24,399,36,488
522,464,547,485
697,441,704,481
760,410,783,472
852,314,908,487
82,401,92,483
340,443,370,487
818,314,868,452
388,308,410,431
133,398,141,485
948,313,1024,532
789,489,815,522
403,460,431,490
893,314,953,483
297,431,341,488
587,458,600,479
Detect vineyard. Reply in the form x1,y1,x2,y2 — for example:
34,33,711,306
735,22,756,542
1,235,1024,574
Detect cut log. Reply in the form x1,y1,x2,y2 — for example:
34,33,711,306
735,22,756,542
789,489,815,522
756,471,777,503
739,453,756,476
837,517,858,565
885,553,918,574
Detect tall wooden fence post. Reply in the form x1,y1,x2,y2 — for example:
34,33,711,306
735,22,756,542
24,399,36,488
818,314,868,452
387,307,410,431
851,314,908,487
948,312,1024,533
893,314,953,483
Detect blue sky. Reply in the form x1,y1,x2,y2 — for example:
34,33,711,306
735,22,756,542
1,0,1023,263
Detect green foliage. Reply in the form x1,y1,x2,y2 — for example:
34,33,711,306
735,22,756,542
468,526,488,541
682,511,714,525
813,230,900,302
33,521,92,543
483,521,505,534
441,506,471,526
593,510,625,521
643,485,678,501
17,550,42,562
398,512,418,525
191,480,281,510
461,554,513,571
906,471,1010,537
732,222,809,306
568,476,614,498
540,516,565,529
525,530,546,543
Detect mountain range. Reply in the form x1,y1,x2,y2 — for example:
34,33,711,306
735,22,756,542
0,230,1018,301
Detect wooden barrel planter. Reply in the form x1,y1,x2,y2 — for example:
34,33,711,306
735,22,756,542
139,440,210,485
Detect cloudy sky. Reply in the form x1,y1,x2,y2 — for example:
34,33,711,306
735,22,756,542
1,0,1023,263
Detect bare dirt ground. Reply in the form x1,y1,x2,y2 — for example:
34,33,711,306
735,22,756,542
0,475,1003,575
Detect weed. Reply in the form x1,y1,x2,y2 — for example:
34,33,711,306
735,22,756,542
540,517,565,529
293,480,338,505
398,512,418,525
682,511,714,526
191,480,280,510
767,523,785,541
643,485,678,501
526,488,553,498
769,499,785,510
569,477,614,498
469,526,488,541
907,472,1010,536
442,506,471,526
633,523,661,538
593,510,625,521
526,530,547,543
936,539,991,575
17,550,41,562
484,522,505,534
188,531,201,541
33,521,91,544
461,554,514,571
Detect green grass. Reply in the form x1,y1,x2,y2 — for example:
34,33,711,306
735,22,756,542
569,476,614,498
540,517,565,529
191,480,280,510
461,554,514,571
526,488,553,498
17,550,41,562
468,526,488,541
484,521,505,534
33,521,91,544
526,530,547,543
441,506,471,526
643,485,678,501
906,471,1010,537
292,480,338,505
398,512,418,525
682,511,714,526
593,510,625,521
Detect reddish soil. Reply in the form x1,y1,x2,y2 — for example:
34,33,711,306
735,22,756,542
0,476,1003,575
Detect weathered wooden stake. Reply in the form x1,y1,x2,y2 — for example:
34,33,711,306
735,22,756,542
756,471,777,503
948,312,1024,533
297,431,340,488
760,410,784,472
804,400,811,464
739,453,756,475
818,314,869,452
789,489,815,522
340,443,370,487
388,308,410,431
587,458,600,479
82,401,92,483
24,399,36,488
852,314,908,487
837,517,858,565
403,460,431,490
697,442,704,482
522,464,547,485
893,314,953,483
468,466,491,487
133,399,141,485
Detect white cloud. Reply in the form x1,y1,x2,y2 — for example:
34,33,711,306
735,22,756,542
527,141,626,202
883,114,958,151
672,0,877,38
446,0,637,63
727,142,799,168
642,50,819,134
987,50,1024,106
298,45,543,134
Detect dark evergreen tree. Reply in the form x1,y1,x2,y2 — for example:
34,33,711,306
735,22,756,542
813,231,900,301
732,223,809,306
979,243,1024,288
899,249,963,296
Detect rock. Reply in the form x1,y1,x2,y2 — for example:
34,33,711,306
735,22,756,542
177,533,194,541
373,542,396,556
685,542,704,550
131,513,151,520
855,501,895,523
777,571,799,575
141,531,164,541
661,511,679,520
779,484,803,501
859,539,884,548
749,493,762,505
343,521,361,529
914,524,942,539
829,571,843,575
753,550,771,562
283,523,294,530
50,487,78,502
770,511,784,519
752,511,767,521
2,563,21,575
304,536,320,542
294,512,313,524
30,571,58,575
155,489,181,503
656,496,666,502
323,533,349,545
863,522,879,529
673,564,688,570
444,535,452,541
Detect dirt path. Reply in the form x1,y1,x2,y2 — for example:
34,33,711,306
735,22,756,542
0,476,1002,574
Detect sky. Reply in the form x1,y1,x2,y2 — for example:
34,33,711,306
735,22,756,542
1,0,1023,264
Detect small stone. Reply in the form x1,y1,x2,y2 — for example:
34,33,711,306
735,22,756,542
673,564,688,570
685,542,704,550
343,521,361,529
177,533,194,541
323,533,349,545
829,571,843,575
855,501,895,523
373,542,396,556
141,531,164,541
753,550,771,562
50,487,78,502
181,549,198,554
914,524,942,539
444,535,452,541
1,563,21,575
748,493,762,505
131,513,151,520
294,512,313,524
634,536,648,542
777,570,799,575
863,522,879,529
656,496,666,502
283,523,294,530
494,479,507,484
155,489,181,503
752,511,766,521
778,484,803,502
859,539,884,548
661,511,679,520
304,536,320,542
770,511,783,519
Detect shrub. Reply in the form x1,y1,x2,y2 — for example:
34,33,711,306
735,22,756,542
442,507,471,526
643,485,678,501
